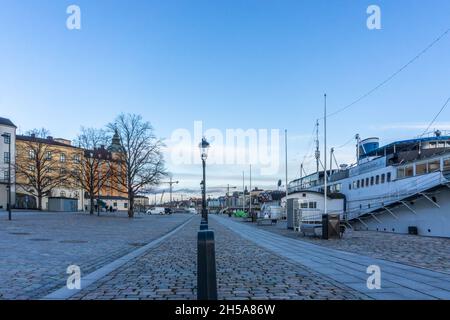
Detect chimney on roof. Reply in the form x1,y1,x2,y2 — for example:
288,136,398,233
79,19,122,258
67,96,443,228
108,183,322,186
30,133,36,138
47,136,53,140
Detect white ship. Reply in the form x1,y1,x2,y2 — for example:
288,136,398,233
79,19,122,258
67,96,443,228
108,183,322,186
286,131,450,237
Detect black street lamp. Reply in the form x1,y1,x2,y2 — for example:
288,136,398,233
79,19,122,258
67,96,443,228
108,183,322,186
1,133,12,221
199,137,210,222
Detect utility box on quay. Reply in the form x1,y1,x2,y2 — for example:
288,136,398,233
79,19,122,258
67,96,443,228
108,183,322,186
322,214,340,240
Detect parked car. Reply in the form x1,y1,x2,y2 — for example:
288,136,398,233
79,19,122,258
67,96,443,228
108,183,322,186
164,208,172,215
187,207,197,214
146,207,165,215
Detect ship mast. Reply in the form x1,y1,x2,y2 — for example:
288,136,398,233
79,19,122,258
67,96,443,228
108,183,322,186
315,120,320,175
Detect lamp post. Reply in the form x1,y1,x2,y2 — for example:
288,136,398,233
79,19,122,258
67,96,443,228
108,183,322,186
199,137,210,222
1,133,12,221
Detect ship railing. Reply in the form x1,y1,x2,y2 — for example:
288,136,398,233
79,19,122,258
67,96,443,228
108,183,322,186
300,209,345,224
346,172,446,221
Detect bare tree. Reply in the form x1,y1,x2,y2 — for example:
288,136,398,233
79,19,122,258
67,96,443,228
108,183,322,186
15,128,69,210
109,113,166,218
72,127,113,215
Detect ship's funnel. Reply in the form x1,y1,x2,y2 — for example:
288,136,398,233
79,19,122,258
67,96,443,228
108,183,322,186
359,137,379,158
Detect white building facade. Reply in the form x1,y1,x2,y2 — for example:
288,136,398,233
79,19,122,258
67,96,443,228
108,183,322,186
0,117,16,211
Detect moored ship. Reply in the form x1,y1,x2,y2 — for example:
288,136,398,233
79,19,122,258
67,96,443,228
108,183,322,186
286,131,450,237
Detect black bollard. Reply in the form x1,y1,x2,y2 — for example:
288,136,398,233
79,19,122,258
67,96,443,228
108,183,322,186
200,223,208,230
197,230,218,300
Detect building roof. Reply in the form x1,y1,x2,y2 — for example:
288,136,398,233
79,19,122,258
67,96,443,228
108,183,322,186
0,117,17,128
16,135,82,149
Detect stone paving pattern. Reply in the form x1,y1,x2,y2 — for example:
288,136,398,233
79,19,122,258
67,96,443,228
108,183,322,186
0,211,192,299
217,215,450,299
72,216,365,300
237,218,450,274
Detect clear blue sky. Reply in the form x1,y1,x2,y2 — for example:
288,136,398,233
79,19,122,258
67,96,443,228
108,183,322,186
1,0,450,197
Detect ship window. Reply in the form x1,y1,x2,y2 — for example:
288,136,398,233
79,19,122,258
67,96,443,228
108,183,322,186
349,183,352,190
428,160,440,172
335,183,341,192
387,172,391,182
375,175,380,184
365,178,369,187
357,180,360,188
370,176,374,185
438,142,445,148
397,167,405,179
416,162,427,175
381,174,385,183
405,165,414,177
361,179,364,188
300,202,308,209
309,202,317,209
444,158,450,171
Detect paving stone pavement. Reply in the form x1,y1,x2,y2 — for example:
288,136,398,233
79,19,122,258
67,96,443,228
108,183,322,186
72,216,366,300
213,215,450,300
242,218,450,274
0,211,192,299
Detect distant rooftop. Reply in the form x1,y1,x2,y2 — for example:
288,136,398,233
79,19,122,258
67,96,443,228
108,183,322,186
0,117,17,128
16,135,81,149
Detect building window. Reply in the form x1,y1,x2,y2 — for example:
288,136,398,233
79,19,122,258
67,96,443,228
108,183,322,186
60,153,66,163
60,191,66,197
4,170,9,181
124,203,128,209
73,154,81,163
29,149,36,160
3,134,10,144
4,152,9,164
29,165,35,172
46,152,52,160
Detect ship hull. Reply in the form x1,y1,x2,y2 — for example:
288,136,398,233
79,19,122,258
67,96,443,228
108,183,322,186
351,186,450,237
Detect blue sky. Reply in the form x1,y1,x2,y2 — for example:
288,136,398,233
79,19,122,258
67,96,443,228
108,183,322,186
1,0,450,198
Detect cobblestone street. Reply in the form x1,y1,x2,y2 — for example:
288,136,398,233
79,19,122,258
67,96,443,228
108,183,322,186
240,218,450,274
72,216,365,300
3,211,449,300
0,211,192,299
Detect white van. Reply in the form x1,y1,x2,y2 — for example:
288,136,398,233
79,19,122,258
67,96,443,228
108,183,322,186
146,207,166,215
187,207,197,214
